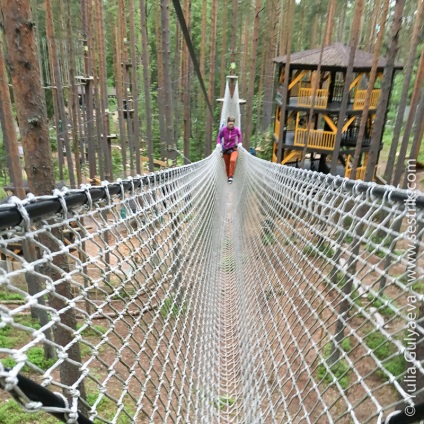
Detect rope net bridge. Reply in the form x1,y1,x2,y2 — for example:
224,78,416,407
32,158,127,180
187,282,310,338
0,150,423,424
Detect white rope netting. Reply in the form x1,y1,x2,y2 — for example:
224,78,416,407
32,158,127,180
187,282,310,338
0,150,423,423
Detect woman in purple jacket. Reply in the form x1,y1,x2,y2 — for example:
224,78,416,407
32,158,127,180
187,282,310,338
216,116,242,184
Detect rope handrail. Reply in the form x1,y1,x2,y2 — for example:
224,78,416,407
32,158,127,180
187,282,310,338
0,149,423,423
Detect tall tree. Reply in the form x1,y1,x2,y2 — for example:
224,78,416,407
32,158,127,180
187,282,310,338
262,0,280,132
95,0,112,179
365,0,406,182
0,34,25,199
82,0,96,179
244,0,261,148
277,0,294,164
383,0,424,183
65,0,82,185
392,47,424,185
140,0,155,171
128,0,142,174
219,0,229,97
156,0,167,160
330,0,364,174
402,86,424,189
114,21,128,177
2,0,86,408
204,0,217,156
323,0,336,45
350,0,390,180
45,0,76,187
161,0,176,163
182,0,191,164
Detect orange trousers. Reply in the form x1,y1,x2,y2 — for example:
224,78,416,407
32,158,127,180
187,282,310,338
223,150,238,178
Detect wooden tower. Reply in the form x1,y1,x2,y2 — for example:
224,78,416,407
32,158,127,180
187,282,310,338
272,43,402,179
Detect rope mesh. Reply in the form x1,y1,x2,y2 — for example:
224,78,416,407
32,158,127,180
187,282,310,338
0,150,423,423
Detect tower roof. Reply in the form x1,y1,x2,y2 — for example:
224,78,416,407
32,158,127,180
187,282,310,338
273,43,403,71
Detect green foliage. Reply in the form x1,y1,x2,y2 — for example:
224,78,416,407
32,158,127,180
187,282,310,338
255,130,274,161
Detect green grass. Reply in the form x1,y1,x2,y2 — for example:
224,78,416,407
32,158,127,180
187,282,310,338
0,291,25,301
216,394,236,410
222,255,235,273
160,295,187,319
303,243,335,259
262,233,275,246
76,323,107,338
1,347,56,372
0,399,61,424
364,331,405,380
367,294,397,317
317,343,351,390
87,392,135,423
412,282,424,294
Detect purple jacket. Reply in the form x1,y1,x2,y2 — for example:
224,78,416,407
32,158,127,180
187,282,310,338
216,126,242,151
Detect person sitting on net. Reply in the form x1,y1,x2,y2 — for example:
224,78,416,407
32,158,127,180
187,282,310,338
216,116,242,184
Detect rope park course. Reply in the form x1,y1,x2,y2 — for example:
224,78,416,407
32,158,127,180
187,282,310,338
0,68,423,423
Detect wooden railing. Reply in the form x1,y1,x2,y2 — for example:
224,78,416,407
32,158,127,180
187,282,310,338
345,166,367,180
353,89,380,110
298,88,329,108
294,128,336,150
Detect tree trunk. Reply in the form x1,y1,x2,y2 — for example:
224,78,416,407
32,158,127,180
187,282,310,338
277,0,294,164
244,0,261,148
350,0,389,180
45,0,76,187
230,0,238,50
161,0,175,163
219,0,228,97
89,1,105,180
114,23,127,177
156,0,167,160
65,0,82,185
2,0,86,409
200,0,207,74
262,0,279,132
204,0,217,156
140,0,155,171
0,35,25,199
393,47,424,185
365,0,405,182
383,0,424,184
82,0,96,178
95,0,112,180
183,0,191,164
323,0,336,45
330,0,364,174
129,0,142,174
